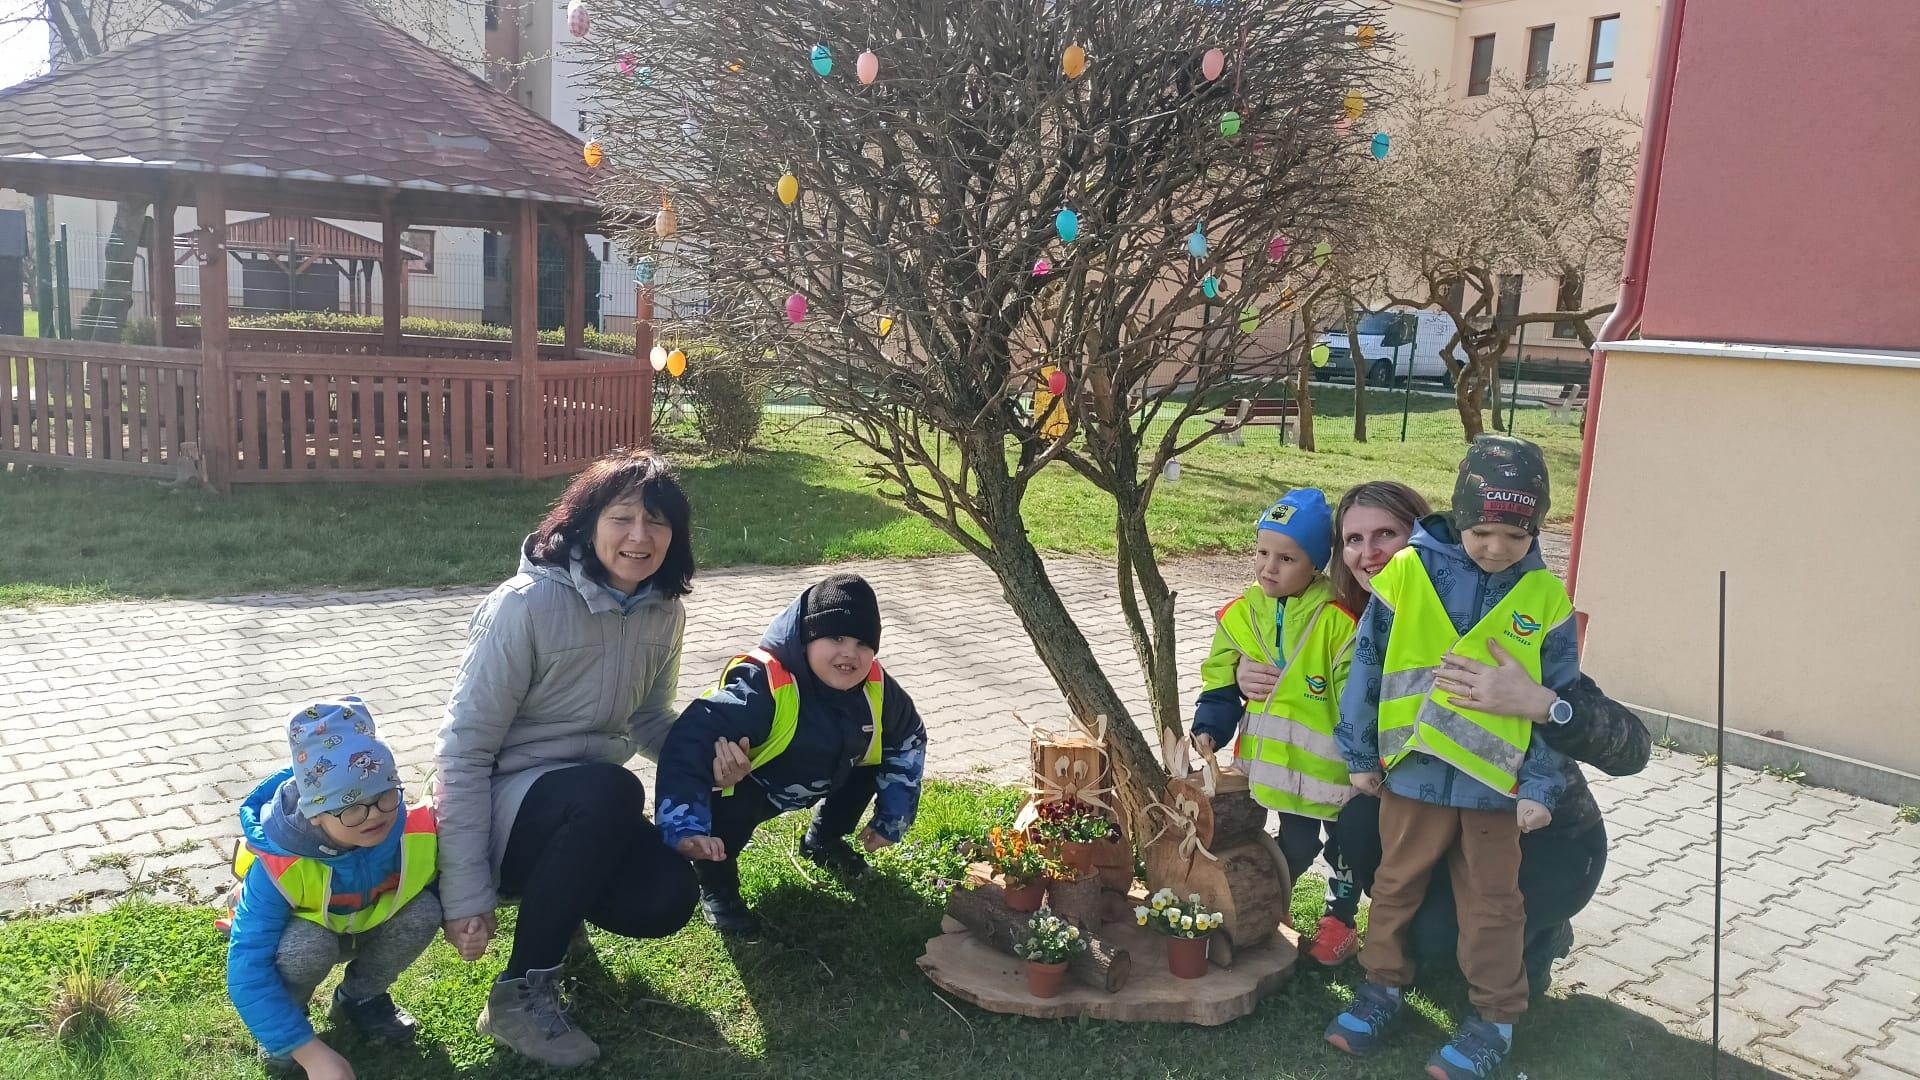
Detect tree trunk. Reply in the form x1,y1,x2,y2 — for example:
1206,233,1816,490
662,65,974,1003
1293,353,1316,452
1454,356,1488,441
946,881,1132,992
1113,499,1183,746
979,509,1169,847
77,199,150,342
1343,312,1368,443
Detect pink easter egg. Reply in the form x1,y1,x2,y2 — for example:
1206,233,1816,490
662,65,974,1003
567,0,589,39
785,292,808,325
857,50,879,85
1032,258,1051,277
1047,370,1068,396
1268,235,1289,261
1201,48,1226,81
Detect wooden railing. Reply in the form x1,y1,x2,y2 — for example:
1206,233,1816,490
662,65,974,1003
226,352,521,479
1,336,202,478
536,352,652,476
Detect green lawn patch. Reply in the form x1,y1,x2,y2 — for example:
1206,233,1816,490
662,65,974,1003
0,391,1580,607
0,781,1760,1079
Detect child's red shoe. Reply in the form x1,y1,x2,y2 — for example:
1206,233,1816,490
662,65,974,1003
1307,915,1358,966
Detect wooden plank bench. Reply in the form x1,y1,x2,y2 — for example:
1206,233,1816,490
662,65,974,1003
1544,383,1588,423
1213,397,1299,443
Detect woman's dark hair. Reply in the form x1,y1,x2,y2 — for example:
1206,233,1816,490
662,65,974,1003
531,449,695,598
1329,481,1432,616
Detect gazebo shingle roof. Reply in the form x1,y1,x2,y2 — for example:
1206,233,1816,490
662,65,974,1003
0,0,600,208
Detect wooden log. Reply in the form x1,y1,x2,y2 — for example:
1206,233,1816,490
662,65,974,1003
1048,872,1105,930
1144,833,1292,952
945,881,1131,993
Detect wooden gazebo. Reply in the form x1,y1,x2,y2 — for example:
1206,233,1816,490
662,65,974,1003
187,215,424,317
0,0,654,489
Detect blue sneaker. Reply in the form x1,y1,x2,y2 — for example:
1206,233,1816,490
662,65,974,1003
1425,1017,1513,1079
1324,982,1404,1055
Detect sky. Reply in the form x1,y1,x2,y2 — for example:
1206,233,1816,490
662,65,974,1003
0,0,49,89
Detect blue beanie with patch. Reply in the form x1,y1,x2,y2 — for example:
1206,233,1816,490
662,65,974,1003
286,695,401,818
1256,488,1334,572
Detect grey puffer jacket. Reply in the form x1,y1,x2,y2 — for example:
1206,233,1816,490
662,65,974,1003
433,535,685,921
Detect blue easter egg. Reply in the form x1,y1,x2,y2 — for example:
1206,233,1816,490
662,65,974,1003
810,44,832,77
1055,208,1079,243
1202,275,1220,299
1371,132,1390,159
1187,225,1208,259
632,257,656,286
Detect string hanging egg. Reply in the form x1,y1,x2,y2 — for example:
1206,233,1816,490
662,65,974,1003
1186,224,1208,259
1062,45,1087,79
618,52,637,76
648,346,668,371
810,44,833,77
1343,91,1366,121
1238,305,1260,334
1054,208,1079,243
1313,241,1333,266
777,172,799,206
1219,111,1241,137
1356,25,1379,48
1047,370,1068,396
1333,116,1352,135
857,50,879,84
567,0,589,39
654,196,676,239
1311,342,1332,367
878,316,895,338
1200,48,1225,81
1268,235,1289,262
582,140,603,168
1032,258,1052,278
785,292,808,324
1201,275,1221,299
666,349,687,378
632,256,655,286
1371,132,1391,159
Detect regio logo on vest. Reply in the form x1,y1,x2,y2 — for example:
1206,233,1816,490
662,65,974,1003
1304,674,1328,698
1506,611,1543,642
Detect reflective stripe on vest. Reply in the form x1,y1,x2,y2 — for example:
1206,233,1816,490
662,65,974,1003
230,805,439,934
1370,545,1573,794
1220,580,1358,820
716,647,884,797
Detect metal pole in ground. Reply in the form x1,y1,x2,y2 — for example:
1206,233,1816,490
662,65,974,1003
1713,569,1727,1079
31,196,53,335
1400,315,1418,442
1508,322,1526,430
53,223,72,339
287,237,298,314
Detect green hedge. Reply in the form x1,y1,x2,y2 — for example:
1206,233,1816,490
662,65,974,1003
197,312,639,355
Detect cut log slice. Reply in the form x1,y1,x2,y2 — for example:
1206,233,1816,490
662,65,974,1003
1143,834,1291,951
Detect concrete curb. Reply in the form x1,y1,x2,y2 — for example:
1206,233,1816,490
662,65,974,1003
1628,701,1920,807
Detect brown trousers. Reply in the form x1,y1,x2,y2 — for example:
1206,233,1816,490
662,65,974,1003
1358,789,1529,1023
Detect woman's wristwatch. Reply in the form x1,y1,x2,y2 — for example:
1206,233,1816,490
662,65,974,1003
1548,695,1575,725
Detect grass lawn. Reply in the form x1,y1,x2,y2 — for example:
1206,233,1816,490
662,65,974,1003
0,781,1756,1080
0,391,1581,607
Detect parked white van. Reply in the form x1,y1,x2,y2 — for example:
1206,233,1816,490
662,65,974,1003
1313,310,1461,385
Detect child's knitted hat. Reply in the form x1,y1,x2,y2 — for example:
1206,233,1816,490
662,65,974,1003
286,695,400,818
1452,435,1551,535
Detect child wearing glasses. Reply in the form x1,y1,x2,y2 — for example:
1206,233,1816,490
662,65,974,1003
222,696,441,1080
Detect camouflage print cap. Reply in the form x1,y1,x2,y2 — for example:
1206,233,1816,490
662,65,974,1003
1452,435,1551,535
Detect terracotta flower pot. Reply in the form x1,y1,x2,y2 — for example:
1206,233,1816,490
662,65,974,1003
1026,959,1068,998
1059,841,1098,876
1003,879,1045,912
1166,934,1210,979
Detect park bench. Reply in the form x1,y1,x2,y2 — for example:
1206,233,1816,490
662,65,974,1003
1214,397,1300,444
1544,383,1589,424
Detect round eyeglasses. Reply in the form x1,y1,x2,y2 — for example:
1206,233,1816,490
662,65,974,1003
328,788,401,827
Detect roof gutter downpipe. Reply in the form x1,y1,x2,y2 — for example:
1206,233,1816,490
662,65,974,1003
1567,0,1689,617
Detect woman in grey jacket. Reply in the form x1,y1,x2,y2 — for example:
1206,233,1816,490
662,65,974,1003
434,449,701,1069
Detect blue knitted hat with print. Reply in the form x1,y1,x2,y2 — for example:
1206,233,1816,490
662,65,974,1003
1256,488,1334,571
286,695,401,818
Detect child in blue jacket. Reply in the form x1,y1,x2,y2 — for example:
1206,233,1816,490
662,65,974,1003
656,573,927,935
1326,437,1578,1080
224,697,440,1079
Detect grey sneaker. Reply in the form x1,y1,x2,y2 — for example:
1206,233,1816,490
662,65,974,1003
476,964,600,1068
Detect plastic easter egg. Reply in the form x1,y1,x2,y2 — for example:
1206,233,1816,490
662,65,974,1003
1311,342,1331,367
1344,91,1366,121
1219,111,1242,137
1371,132,1391,159
1357,25,1379,48
1333,116,1352,135
648,346,668,371
1279,287,1297,311
811,44,832,77
567,0,589,39
654,204,676,239
618,52,637,76
785,292,808,324
857,50,879,85
878,316,895,338
1238,306,1260,334
1201,275,1221,299
1268,235,1289,262
582,140,603,168
1032,258,1051,278
1062,45,1087,79
666,349,687,377
1187,224,1207,259
777,172,799,205
1200,48,1225,81
1313,241,1333,266
632,257,655,286
1047,370,1068,396
1055,208,1079,243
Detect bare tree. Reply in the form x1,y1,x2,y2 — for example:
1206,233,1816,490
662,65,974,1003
1348,71,1636,439
588,0,1394,832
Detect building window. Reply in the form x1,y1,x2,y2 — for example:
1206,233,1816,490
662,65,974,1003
1496,274,1524,326
485,0,498,31
483,231,499,279
1468,34,1495,96
1526,25,1555,88
578,110,593,134
1588,15,1619,82
1554,273,1584,338
401,228,436,275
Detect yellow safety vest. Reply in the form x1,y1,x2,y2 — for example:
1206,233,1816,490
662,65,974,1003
230,806,438,934
716,647,884,797
1206,579,1357,820
1370,545,1574,794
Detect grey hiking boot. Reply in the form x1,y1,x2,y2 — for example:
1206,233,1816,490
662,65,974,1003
477,964,600,1068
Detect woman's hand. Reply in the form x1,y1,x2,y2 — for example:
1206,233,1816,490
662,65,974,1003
443,913,495,962
1235,656,1283,702
1349,771,1384,796
1435,641,1558,723
712,737,753,789
1517,799,1553,833
676,835,727,862
290,1038,356,1080
858,826,893,853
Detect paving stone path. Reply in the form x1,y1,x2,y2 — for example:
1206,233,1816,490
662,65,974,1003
3,549,1915,1077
